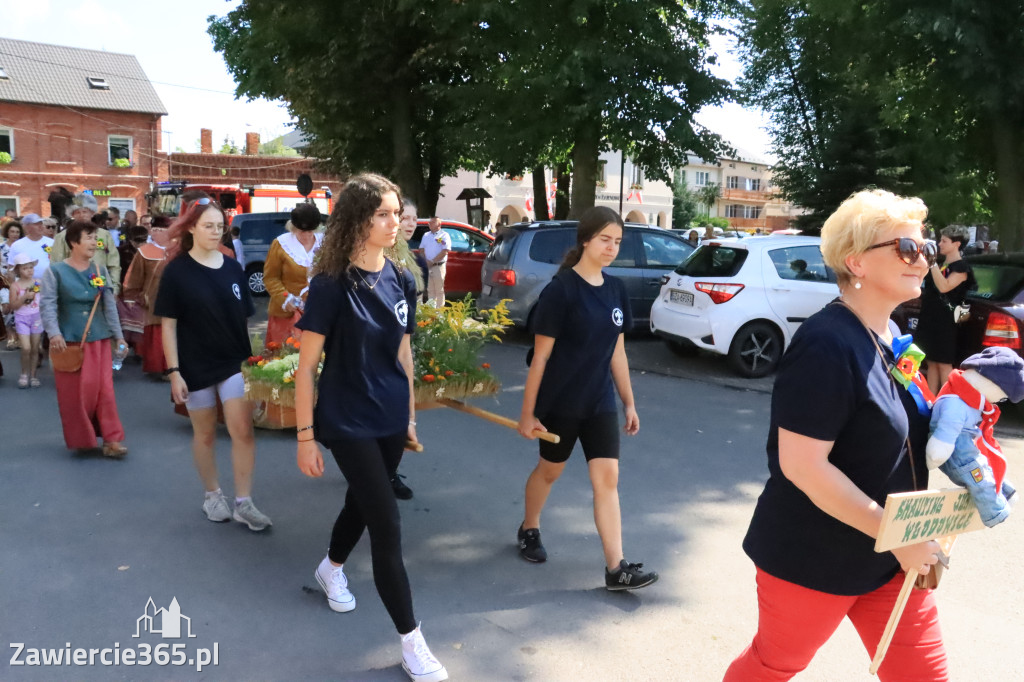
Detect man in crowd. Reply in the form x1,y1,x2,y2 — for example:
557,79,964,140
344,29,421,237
422,216,450,308
105,207,122,245
8,213,53,280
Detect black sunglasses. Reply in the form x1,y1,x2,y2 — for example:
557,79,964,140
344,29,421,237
866,238,938,267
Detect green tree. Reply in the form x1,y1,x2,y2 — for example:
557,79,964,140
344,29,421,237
258,136,299,157
218,135,240,154
672,173,699,229
697,182,722,217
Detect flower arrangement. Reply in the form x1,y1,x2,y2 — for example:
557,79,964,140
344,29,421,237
113,158,131,168
412,295,511,403
89,273,107,290
240,336,316,407
0,152,11,165
31,281,40,294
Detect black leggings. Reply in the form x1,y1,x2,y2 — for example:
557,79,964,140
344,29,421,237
327,432,414,634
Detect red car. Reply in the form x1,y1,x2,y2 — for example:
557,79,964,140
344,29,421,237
409,219,494,297
892,253,1024,364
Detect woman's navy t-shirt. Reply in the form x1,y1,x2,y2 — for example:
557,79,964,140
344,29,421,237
295,262,417,443
532,269,631,420
153,254,255,391
742,303,929,595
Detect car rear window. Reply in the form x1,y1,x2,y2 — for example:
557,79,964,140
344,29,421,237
239,218,288,246
970,263,1024,301
675,244,748,277
487,230,520,264
528,229,575,265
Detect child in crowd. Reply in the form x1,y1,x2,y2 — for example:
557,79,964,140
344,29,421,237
9,253,43,388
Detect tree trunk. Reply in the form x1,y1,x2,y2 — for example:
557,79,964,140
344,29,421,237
423,142,443,217
992,118,1024,250
568,121,600,219
531,166,549,220
554,161,571,220
390,92,426,210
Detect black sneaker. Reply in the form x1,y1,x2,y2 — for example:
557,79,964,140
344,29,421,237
605,560,658,591
517,525,547,563
391,473,413,500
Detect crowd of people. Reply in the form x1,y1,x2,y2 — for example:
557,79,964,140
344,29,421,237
0,182,989,681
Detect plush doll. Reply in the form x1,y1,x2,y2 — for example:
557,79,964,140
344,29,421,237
927,347,1022,527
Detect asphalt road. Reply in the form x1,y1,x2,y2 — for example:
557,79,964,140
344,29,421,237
1,335,1021,681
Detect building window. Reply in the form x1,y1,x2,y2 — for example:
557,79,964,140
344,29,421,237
596,160,607,185
0,127,12,159
747,178,761,191
694,171,710,186
0,67,8,80
87,76,110,90
629,162,643,188
725,204,762,219
108,135,132,165
726,176,741,189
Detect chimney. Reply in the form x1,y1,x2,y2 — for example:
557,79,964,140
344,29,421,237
200,128,213,154
245,132,260,156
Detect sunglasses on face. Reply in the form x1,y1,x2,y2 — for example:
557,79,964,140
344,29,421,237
866,238,938,267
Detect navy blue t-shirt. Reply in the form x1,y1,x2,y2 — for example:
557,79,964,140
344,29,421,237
153,254,255,391
532,269,631,419
742,303,929,595
295,261,417,443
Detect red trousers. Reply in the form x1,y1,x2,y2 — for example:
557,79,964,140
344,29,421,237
54,338,126,450
724,568,948,682
141,324,166,374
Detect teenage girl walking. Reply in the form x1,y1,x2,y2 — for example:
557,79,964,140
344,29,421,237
293,174,447,682
9,254,43,388
516,206,658,591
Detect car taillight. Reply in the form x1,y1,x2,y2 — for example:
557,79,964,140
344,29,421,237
660,274,670,286
694,282,744,304
983,311,1021,349
492,269,517,286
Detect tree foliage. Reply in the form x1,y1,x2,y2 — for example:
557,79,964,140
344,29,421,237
672,173,699,229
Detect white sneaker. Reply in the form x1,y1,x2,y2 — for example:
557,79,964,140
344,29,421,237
202,492,231,523
232,499,272,531
401,625,448,682
314,556,355,613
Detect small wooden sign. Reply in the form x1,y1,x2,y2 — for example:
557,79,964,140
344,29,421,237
874,488,985,553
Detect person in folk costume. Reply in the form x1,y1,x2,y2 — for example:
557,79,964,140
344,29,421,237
262,203,324,345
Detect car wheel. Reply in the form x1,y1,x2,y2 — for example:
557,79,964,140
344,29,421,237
246,263,267,297
728,321,782,378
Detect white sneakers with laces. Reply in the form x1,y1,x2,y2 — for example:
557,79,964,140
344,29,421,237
401,625,448,682
314,555,356,613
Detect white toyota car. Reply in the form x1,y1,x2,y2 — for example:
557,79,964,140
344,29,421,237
649,236,840,377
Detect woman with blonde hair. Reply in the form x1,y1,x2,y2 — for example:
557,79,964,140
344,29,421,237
724,189,948,680
262,203,323,345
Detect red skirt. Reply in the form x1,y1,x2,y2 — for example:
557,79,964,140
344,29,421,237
265,312,303,346
141,324,167,374
54,338,126,450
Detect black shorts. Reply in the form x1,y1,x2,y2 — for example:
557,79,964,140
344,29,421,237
538,412,620,464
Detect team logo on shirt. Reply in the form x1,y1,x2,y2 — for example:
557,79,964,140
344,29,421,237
394,300,409,327
232,283,241,300
612,307,624,327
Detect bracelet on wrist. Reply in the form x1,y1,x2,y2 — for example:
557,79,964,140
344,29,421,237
163,367,180,376
409,419,417,426
297,437,314,443
297,425,314,433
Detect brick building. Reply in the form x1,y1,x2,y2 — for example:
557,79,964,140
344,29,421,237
0,37,168,218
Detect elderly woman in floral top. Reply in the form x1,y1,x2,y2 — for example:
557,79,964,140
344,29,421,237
40,220,127,457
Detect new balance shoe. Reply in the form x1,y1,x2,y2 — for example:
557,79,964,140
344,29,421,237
232,499,272,531
392,473,414,500
401,625,448,682
517,524,547,563
314,555,356,613
605,560,659,591
202,492,232,523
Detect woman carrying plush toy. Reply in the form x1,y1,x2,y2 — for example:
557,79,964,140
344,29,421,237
724,190,949,681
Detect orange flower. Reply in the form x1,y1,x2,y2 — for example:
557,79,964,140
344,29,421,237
481,363,490,369
437,375,446,381
447,348,453,353
444,370,454,376
422,374,436,383
267,341,281,351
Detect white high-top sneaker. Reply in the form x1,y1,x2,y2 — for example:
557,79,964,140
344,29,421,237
314,556,356,613
401,625,448,682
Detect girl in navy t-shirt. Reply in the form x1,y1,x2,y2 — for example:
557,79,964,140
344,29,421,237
293,174,447,682
516,206,658,591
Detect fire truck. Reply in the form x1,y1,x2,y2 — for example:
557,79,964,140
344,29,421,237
149,182,332,222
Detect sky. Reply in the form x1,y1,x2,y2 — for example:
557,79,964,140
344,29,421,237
5,0,772,161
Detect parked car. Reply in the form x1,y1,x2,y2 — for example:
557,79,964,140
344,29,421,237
407,219,494,297
478,220,696,327
233,212,291,296
893,253,1024,363
649,235,839,377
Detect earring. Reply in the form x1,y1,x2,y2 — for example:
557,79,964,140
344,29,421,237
854,281,862,290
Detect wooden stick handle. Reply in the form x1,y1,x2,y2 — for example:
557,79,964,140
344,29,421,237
405,440,424,453
869,569,918,675
438,398,561,443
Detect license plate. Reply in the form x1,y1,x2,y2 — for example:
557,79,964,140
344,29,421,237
670,289,694,306
482,285,492,296
908,317,918,330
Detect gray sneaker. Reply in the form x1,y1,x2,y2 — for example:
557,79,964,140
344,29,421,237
233,499,272,531
202,493,232,523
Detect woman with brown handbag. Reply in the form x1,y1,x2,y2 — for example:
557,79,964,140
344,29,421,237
39,220,127,457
